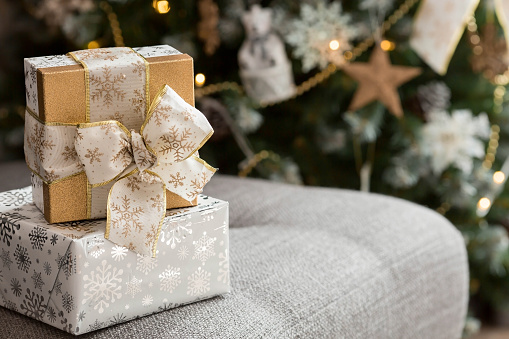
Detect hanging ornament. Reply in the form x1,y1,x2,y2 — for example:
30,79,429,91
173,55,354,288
342,46,421,118
469,23,509,82
197,0,220,56
238,5,296,104
410,0,509,75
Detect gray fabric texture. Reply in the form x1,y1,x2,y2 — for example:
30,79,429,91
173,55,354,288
0,161,468,338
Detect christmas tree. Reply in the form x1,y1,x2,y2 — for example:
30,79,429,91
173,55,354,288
2,0,509,333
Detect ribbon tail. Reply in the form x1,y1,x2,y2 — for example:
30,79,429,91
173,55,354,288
106,171,166,257
151,155,216,203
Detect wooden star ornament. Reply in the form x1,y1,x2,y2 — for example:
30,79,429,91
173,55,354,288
342,46,422,118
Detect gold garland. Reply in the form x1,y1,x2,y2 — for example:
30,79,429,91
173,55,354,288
101,1,125,47
238,150,279,177
195,0,420,108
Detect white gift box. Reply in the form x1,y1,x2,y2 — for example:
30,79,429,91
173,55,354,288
0,186,229,335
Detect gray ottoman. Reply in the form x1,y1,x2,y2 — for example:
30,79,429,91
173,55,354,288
0,161,468,338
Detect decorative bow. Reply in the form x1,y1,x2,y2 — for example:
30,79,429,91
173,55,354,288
75,85,215,257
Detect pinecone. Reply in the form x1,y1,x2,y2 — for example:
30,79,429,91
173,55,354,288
417,81,451,114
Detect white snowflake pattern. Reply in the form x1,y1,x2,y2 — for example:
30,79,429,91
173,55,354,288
159,265,181,293
111,245,128,261
142,294,153,307
177,246,189,260
218,249,230,284
187,267,211,296
82,260,123,314
192,232,216,263
136,254,158,275
125,276,142,298
87,238,106,259
160,217,193,249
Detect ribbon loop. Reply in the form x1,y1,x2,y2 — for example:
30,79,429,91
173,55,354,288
143,85,214,164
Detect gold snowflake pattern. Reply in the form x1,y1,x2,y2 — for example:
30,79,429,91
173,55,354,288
110,195,144,238
159,126,196,162
61,145,83,171
28,124,56,172
111,139,132,168
90,65,126,108
152,105,172,126
45,170,60,182
100,123,118,135
84,147,104,164
168,172,186,188
109,112,125,121
182,109,196,122
126,176,141,192
61,146,77,162
130,89,145,116
131,61,144,77
76,49,118,61
150,194,163,211
76,130,84,141
186,172,209,200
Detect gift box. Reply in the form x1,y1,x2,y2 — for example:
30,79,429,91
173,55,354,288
0,186,230,335
24,45,205,224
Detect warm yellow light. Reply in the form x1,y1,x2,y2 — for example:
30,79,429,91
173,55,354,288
195,73,206,87
478,197,491,210
343,51,353,60
380,40,395,51
153,0,170,14
493,171,506,184
87,40,100,49
329,40,340,51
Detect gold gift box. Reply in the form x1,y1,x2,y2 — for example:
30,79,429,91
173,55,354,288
26,47,198,223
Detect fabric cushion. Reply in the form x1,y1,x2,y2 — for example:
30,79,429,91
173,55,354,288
0,162,468,338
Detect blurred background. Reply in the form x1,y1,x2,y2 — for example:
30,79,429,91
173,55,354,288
3,0,509,336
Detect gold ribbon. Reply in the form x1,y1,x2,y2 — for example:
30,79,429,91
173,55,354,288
75,85,215,257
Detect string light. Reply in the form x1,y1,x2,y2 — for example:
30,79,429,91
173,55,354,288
482,125,500,170
87,40,100,49
329,40,340,51
380,40,395,51
195,73,206,87
493,171,506,184
478,197,491,210
153,0,170,14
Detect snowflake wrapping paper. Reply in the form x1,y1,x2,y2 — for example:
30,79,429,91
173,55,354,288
0,186,230,335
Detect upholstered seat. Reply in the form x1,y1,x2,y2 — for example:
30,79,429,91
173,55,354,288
0,161,467,338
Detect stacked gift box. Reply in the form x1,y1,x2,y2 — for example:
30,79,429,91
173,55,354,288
0,45,230,335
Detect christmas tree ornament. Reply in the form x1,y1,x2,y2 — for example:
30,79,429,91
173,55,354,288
197,0,220,56
342,46,421,118
410,0,509,75
238,5,295,104
417,81,451,114
285,1,360,72
410,0,479,74
469,23,509,82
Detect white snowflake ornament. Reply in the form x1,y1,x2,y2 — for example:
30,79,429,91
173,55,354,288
420,109,490,175
285,1,360,72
